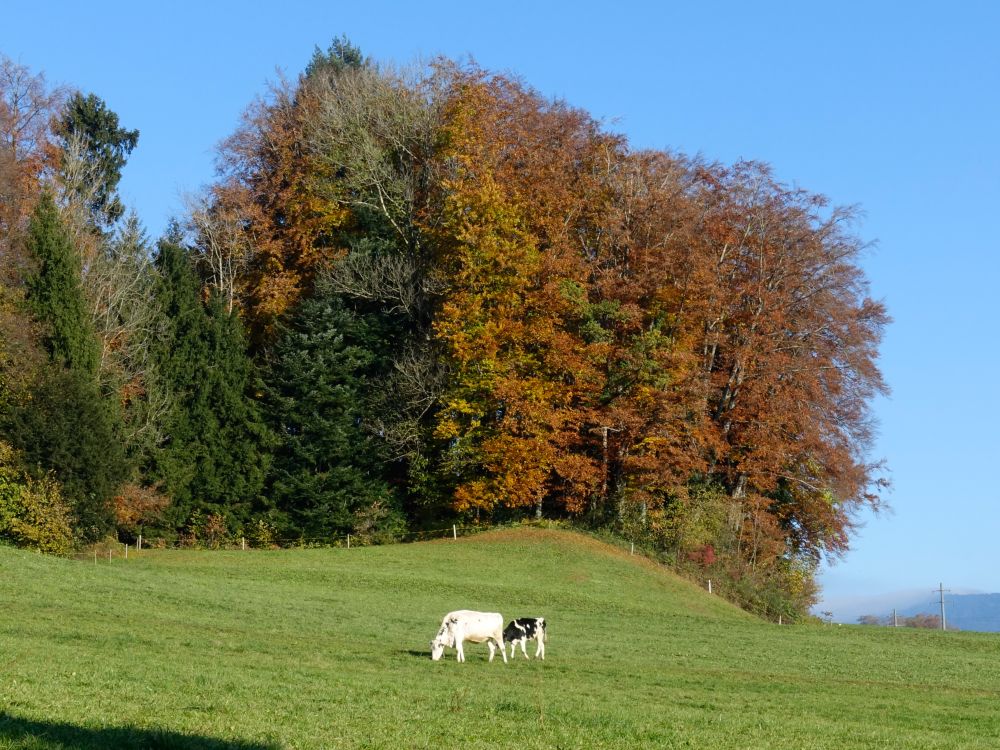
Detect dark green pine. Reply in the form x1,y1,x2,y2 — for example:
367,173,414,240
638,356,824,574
262,279,404,540
148,239,269,531
23,192,100,376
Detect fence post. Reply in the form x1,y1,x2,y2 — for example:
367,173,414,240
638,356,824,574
347,534,351,549
124,544,128,560
138,534,142,551
708,579,712,594
108,549,112,562
452,524,457,540
241,536,246,551
630,542,634,555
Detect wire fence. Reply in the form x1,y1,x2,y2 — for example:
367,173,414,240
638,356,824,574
76,522,524,561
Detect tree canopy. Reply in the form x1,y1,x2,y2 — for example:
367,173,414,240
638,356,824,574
0,42,889,618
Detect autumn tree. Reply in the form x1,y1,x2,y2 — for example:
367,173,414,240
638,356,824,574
0,55,63,258
426,68,618,518
0,440,74,554
212,64,350,341
692,162,889,566
193,46,890,615
587,150,717,528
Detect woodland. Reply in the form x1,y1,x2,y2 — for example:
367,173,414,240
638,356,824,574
0,39,889,619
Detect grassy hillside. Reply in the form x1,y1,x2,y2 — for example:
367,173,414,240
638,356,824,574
0,528,998,749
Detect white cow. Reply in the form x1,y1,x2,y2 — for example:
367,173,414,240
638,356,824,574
430,610,507,663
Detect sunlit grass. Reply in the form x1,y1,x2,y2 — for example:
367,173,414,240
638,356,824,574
1,528,998,748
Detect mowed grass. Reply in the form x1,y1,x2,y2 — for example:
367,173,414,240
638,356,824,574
1,528,998,749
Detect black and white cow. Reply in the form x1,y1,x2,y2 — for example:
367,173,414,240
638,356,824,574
430,610,507,663
503,617,546,660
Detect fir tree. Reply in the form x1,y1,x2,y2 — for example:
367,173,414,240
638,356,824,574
263,275,405,540
55,92,139,228
10,192,126,540
24,192,99,375
149,239,269,533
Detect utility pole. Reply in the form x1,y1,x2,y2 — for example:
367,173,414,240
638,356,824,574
935,583,950,631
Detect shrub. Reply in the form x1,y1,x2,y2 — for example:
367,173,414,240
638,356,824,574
0,441,74,554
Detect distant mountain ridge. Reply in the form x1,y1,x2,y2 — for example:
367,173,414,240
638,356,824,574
899,593,1000,632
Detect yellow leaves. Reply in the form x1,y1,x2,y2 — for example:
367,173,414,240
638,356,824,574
397,68,603,519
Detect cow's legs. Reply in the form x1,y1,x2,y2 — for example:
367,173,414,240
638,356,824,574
518,639,529,660
536,637,544,659
494,636,508,663
456,640,465,662
487,640,496,662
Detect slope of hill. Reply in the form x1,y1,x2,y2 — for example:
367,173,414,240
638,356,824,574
1,528,998,749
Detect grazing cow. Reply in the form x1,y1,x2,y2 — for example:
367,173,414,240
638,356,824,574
504,617,546,660
430,610,507,663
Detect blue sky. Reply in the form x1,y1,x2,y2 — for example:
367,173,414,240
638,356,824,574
4,1,998,620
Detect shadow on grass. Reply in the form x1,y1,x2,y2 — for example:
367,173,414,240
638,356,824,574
401,648,431,659
0,713,279,750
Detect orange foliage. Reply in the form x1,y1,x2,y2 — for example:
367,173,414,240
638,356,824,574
428,68,619,515
113,483,171,531
214,78,350,342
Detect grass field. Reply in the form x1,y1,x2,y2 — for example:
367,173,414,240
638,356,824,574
1,527,998,749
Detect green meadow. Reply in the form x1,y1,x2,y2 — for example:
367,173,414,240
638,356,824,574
1,528,997,749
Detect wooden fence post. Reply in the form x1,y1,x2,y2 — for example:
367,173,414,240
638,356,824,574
452,524,457,540
347,534,351,549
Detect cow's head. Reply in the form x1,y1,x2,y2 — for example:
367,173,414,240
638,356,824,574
430,637,445,661
430,624,454,661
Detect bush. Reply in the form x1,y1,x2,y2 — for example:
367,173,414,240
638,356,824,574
0,441,74,554
113,483,171,540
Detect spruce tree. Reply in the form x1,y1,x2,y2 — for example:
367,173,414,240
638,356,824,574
24,192,99,375
9,193,126,540
263,276,405,540
55,92,139,228
150,239,269,534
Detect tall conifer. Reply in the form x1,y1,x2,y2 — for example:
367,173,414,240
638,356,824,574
263,274,405,539
10,192,125,540
149,239,269,533
24,192,99,375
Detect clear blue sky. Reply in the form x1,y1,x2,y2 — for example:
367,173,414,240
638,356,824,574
4,1,998,620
